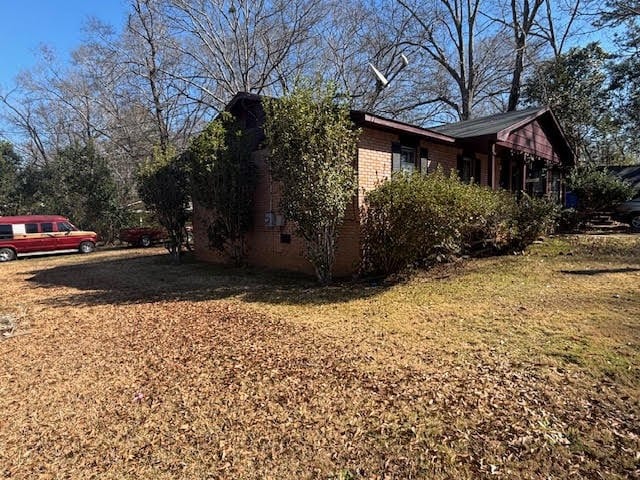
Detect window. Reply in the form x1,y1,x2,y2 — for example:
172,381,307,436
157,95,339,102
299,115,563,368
420,148,429,174
25,224,38,234
392,142,418,173
458,154,481,184
0,224,12,239
525,160,546,197
41,223,53,233
550,170,562,204
58,222,75,232
400,146,416,172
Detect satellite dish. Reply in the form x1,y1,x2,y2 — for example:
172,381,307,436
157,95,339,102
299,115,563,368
369,54,409,90
369,63,389,87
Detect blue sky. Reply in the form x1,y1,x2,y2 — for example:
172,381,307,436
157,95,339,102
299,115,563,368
0,0,128,90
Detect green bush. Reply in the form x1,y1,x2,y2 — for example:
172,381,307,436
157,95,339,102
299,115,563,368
508,194,560,250
567,165,635,213
362,169,507,274
361,169,559,275
137,148,191,263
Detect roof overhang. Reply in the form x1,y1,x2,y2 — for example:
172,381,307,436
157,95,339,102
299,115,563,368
351,111,456,144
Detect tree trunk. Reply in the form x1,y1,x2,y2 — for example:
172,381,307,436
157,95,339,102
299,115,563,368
508,36,526,111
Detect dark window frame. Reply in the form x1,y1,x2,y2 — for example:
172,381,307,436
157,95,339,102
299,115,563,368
458,153,481,184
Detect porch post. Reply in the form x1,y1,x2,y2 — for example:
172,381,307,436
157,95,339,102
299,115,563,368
488,142,496,189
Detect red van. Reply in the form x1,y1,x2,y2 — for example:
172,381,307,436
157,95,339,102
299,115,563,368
0,215,98,262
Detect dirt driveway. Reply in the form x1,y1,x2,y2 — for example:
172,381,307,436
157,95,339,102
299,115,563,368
1,238,639,479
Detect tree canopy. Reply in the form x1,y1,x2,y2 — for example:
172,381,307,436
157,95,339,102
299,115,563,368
0,141,22,216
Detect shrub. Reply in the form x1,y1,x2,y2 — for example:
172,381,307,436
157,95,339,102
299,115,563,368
190,113,256,265
508,194,560,250
362,169,511,274
137,148,191,264
557,208,582,232
361,170,559,275
567,165,635,213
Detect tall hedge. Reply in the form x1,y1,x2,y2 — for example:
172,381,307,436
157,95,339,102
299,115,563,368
361,169,558,275
190,113,255,265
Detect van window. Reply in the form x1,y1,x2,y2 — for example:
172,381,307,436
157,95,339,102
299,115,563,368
57,222,76,232
0,224,12,239
25,224,38,234
41,223,54,233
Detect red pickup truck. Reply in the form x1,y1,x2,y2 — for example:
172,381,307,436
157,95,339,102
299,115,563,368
119,226,194,248
118,227,166,247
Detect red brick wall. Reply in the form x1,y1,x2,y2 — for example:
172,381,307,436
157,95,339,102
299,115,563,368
194,149,361,277
195,128,481,277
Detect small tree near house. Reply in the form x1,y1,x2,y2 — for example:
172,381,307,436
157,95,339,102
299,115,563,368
137,148,191,264
263,82,359,285
190,113,255,265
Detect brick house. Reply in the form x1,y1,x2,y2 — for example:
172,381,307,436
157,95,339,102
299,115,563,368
194,92,574,276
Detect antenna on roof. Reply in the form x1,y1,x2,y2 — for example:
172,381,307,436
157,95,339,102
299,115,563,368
369,63,389,88
369,53,410,90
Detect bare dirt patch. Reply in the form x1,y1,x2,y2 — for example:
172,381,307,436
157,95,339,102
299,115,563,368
1,238,639,479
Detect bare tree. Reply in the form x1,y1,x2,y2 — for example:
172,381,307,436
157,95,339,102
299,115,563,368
163,0,327,109
398,0,512,120
0,88,50,165
0,47,103,166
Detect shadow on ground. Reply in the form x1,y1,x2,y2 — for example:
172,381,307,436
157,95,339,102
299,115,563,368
561,267,640,276
26,253,389,307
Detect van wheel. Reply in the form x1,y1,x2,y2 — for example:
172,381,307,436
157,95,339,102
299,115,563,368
79,241,95,254
631,215,640,232
140,235,152,247
0,248,16,262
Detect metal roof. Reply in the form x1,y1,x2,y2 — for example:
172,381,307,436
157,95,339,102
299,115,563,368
432,107,548,138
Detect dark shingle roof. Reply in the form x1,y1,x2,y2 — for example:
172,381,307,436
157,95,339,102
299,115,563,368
606,165,640,190
432,107,547,138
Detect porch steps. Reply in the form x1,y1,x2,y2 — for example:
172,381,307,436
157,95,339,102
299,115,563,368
584,213,630,233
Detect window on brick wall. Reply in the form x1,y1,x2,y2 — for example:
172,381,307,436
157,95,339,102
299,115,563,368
392,142,418,173
457,154,481,184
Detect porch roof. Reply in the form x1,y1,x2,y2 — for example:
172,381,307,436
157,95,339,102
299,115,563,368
432,107,547,139
432,107,575,165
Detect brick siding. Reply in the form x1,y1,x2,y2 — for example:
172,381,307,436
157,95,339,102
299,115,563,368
195,129,485,277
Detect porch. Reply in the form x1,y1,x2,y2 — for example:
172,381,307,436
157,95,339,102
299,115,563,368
433,107,575,203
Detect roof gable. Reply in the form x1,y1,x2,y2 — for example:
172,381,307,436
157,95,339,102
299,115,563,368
432,107,547,138
432,107,574,164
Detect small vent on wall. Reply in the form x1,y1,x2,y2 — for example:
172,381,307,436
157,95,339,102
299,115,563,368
280,233,291,244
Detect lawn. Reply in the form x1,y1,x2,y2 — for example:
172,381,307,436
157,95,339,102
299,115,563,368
1,235,639,479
